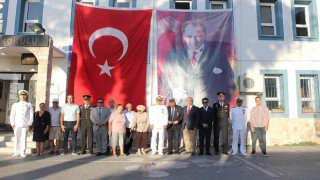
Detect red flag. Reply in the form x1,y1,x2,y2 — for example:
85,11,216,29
68,4,152,107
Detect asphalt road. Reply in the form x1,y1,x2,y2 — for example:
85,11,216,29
0,146,319,180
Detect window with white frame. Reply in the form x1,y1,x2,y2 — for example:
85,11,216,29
0,0,6,33
264,74,284,112
23,0,41,33
175,0,192,10
260,3,276,36
299,74,319,113
294,4,310,37
115,0,132,8
77,0,96,5
210,0,227,10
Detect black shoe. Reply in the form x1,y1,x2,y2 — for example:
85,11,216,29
206,153,212,156
95,152,102,156
263,152,269,157
168,152,173,155
89,150,94,155
174,152,180,155
198,152,204,155
101,152,108,156
191,152,196,156
214,152,219,155
251,151,256,155
49,151,54,155
81,150,86,154
54,151,60,155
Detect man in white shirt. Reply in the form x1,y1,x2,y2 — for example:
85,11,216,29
107,99,116,154
149,95,168,155
124,103,135,155
231,97,248,156
108,99,116,113
48,98,62,155
10,90,34,158
60,95,80,155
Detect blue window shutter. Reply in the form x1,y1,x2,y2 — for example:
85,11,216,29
192,0,197,9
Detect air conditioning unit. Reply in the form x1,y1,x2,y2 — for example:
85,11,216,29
239,75,264,93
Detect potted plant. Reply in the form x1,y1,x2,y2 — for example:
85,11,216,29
302,107,314,113
271,105,285,113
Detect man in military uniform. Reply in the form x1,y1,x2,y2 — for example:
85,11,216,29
213,92,230,155
80,95,95,154
10,90,34,158
149,95,168,155
230,97,248,156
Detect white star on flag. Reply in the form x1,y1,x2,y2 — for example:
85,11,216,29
98,60,114,77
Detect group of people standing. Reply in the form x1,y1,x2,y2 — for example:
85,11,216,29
9,89,270,158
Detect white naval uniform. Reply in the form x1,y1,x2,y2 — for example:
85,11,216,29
231,105,248,154
149,104,168,154
10,101,34,156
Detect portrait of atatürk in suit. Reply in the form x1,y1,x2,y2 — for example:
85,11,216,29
160,19,235,106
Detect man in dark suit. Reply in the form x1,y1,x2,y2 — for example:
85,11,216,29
182,97,200,156
80,95,95,155
160,19,235,106
199,98,214,155
212,92,230,155
167,99,184,155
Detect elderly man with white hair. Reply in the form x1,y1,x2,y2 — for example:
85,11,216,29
10,90,34,158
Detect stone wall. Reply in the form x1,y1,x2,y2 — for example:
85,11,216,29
245,118,320,146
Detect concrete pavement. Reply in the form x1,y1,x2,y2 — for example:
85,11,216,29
0,146,319,180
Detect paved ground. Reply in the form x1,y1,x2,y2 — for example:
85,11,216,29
0,146,320,180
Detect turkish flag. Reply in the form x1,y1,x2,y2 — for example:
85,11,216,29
68,4,152,107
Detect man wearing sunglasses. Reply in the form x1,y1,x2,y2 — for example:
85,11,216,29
199,98,214,155
90,99,111,156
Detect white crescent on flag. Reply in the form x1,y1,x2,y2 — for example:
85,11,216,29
88,27,129,77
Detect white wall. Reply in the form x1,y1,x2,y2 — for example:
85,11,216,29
50,57,68,106
0,57,37,72
234,0,320,61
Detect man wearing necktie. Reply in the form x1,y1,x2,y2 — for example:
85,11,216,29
160,19,235,106
167,99,183,155
90,99,111,156
212,92,230,155
199,98,214,155
80,95,95,155
182,97,200,156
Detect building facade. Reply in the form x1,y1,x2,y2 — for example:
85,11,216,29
0,0,319,145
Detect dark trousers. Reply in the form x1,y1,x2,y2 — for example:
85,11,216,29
135,132,148,149
199,126,212,153
63,121,77,153
251,127,267,153
167,128,181,153
124,128,133,154
214,126,228,153
81,125,93,151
